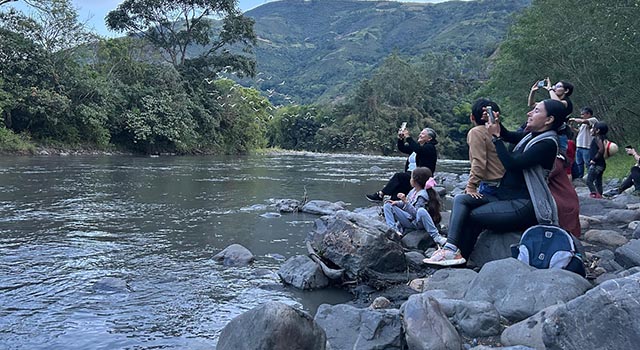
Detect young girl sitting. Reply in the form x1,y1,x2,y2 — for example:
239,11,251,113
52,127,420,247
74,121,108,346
382,167,447,246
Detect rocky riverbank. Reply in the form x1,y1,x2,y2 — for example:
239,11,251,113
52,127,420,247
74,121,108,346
213,172,640,350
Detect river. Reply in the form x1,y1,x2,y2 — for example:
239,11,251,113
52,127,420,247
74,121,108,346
0,152,468,349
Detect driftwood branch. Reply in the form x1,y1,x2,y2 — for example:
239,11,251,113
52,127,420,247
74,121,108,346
306,240,344,280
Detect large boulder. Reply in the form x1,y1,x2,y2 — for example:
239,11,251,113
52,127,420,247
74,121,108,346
501,304,563,349
314,303,402,349
436,298,502,338
578,196,626,217
533,273,640,350
401,294,463,350
401,229,437,251
213,244,254,266
310,211,407,284
463,258,592,322
604,208,640,223
614,239,640,268
468,231,522,269
583,229,628,247
217,302,326,350
278,255,329,290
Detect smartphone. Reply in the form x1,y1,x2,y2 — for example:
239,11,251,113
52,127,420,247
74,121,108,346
486,106,496,124
537,80,545,87
400,122,407,131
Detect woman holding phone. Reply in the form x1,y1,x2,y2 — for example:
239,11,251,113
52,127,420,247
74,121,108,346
366,126,438,201
425,99,569,266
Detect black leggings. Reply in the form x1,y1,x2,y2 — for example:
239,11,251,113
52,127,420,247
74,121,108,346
382,171,413,200
447,193,538,258
620,166,640,192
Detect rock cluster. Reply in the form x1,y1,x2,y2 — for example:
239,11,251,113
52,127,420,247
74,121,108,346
215,173,640,349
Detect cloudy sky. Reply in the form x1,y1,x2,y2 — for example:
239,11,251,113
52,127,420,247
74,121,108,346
7,0,458,37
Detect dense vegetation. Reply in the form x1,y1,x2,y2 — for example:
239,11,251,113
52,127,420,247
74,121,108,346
1,0,638,166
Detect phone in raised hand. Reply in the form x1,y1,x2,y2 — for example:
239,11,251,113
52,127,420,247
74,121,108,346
486,106,496,124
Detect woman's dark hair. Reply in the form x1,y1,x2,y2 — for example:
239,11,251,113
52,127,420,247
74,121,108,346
593,121,609,136
560,80,574,97
471,98,500,125
411,167,442,225
542,99,569,130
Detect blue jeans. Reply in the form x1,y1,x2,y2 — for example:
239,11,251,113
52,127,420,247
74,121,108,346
574,148,591,178
383,202,415,232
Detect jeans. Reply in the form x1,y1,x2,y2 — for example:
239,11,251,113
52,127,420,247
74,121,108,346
478,182,499,196
416,207,439,237
586,164,605,194
383,202,415,232
447,193,537,258
574,148,591,178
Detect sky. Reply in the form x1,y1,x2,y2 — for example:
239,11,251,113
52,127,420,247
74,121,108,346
6,0,456,38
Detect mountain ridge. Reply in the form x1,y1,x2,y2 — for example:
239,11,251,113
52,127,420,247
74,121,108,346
243,0,531,104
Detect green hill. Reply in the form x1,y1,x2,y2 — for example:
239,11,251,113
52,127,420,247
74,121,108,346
244,0,531,104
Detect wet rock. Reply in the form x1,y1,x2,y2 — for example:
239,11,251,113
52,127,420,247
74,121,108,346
260,212,281,218
401,294,462,350
463,258,591,322
273,198,301,213
468,231,522,269
315,303,402,350
213,244,254,267
614,239,640,268
309,211,406,285
301,200,346,216
583,229,629,247
218,301,326,350
537,273,640,350
93,277,129,292
277,255,329,290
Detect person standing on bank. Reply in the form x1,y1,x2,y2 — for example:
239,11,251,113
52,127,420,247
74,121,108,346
569,107,598,179
424,99,568,266
366,126,438,201
586,121,608,198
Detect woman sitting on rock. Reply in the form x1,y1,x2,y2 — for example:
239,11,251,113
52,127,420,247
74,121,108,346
424,99,569,266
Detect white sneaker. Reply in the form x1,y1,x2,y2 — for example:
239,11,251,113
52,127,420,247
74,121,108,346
423,247,466,266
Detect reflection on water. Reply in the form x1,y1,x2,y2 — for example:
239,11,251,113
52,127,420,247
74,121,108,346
0,153,468,349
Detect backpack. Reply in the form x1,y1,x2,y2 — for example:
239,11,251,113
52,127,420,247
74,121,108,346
604,139,618,158
511,224,586,277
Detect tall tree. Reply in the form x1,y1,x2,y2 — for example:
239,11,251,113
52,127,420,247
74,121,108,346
106,0,257,76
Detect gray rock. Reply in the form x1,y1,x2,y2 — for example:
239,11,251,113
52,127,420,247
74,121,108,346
401,294,462,350
417,268,478,299
213,244,255,266
592,249,624,272
578,196,626,217
310,211,407,285
315,303,402,350
633,223,640,239
405,251,427,270
463,258,591,322
437,298,502,337
471,346,535,350
218,302,326,350
273,198,301,213
539,273,640,350
278,255,329,290
614,239,640,268
604,209,640,223
468,231,522,269
401,229,437,251
501,304,562,349
583,229,629,247
617,266,640,277
302,200,346,216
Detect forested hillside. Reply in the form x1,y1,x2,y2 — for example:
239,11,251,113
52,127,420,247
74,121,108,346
1,0,638,160
245,0,530,104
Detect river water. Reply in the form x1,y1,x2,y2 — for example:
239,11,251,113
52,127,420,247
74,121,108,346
0,152,468,349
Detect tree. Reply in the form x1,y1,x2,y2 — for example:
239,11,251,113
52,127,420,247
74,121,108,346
106,0,257,76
